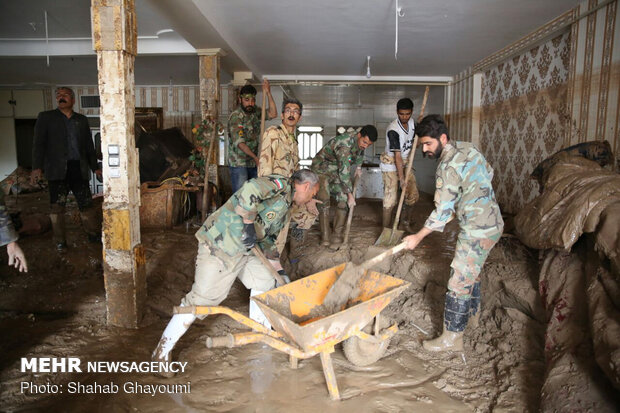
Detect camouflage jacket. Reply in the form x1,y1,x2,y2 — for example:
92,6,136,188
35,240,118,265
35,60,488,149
258,124,299,178
425,141,504,238
195,175,292,259
227,106,263,167
310,132,364,194
0,191,18,247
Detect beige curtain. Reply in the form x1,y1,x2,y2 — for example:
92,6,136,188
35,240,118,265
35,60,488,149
163,111,201,144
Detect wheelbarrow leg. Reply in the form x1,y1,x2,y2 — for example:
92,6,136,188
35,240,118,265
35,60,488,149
289,354,299,369
319,347,340,401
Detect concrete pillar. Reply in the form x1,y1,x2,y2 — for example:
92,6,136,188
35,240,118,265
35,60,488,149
197,49,223,218
92,0,145,328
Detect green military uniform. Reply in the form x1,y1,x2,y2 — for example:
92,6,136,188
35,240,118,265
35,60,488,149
184,175,292,311
0,191,19,247
425,141,503,332
227,106,263,167
311,132,364,208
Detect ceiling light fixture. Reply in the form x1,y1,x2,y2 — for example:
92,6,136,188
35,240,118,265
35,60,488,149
395,0,404,60
366,56,371,78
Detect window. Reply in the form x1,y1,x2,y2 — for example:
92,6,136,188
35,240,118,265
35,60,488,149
297,126,323,168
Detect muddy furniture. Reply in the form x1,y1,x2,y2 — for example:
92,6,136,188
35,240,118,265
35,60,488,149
174,264,410,400
139,181,198,229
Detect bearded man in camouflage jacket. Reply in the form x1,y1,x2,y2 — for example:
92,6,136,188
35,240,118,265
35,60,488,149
404,115,504,352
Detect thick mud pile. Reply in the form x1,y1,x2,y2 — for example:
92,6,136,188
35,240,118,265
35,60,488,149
0,192,557,411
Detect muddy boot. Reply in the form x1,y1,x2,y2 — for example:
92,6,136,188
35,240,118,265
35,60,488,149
423,292,469,352
401,205,416,233
329,207,347,250
80,207,102,243
152,307,196,378
468,282,481,329
288,226,305,278
319,208,331,247
50,207,67,252
382,206,394,228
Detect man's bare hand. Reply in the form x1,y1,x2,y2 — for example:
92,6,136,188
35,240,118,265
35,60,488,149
7,242,28,272
347,192,356,209
305,198,322,216
262,78,271,95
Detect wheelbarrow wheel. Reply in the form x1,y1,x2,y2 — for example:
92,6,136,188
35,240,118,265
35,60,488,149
343,318,391,367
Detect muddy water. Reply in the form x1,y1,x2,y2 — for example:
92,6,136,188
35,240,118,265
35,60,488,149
1,192,545,411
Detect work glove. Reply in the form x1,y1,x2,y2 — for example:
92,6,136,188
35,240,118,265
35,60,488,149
241,222,257,250
276,269,291,287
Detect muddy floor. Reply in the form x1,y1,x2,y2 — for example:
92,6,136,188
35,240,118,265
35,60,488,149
0,192,547,412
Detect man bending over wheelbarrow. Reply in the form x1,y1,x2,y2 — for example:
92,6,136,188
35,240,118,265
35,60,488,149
152,169,320,376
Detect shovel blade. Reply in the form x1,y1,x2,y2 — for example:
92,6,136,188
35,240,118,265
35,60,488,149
375,228,405,247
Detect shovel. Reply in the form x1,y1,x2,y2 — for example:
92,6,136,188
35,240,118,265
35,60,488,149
375,85,429,247
323,241,408,313
252,245,287,286
375,134,418,246
338,174,361,250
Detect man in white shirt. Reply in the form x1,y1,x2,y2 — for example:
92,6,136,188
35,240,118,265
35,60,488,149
379,98,419,230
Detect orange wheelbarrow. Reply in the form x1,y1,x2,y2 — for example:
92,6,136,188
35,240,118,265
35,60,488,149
174,263,410,400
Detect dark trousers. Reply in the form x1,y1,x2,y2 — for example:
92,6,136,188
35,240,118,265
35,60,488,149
48,161,93,211
230,166,257,193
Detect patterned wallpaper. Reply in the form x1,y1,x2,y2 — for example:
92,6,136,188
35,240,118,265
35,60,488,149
480,32,570,213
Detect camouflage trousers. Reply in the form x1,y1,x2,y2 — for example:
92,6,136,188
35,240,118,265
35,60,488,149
317,174,348,209
274,203,318,254
447,232,501,299
182,242,276,319
381,169,419,209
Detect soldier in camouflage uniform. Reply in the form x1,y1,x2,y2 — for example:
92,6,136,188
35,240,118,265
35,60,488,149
404,115,503,352
227,79,277,193
0,191,28,272
311,125,378,249
258,98,320,261
152,170,319,374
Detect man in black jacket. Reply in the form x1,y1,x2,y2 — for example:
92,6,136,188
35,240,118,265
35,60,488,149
30,87,101,251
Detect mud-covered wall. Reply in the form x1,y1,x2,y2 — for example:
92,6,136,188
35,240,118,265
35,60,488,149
447,0,620,214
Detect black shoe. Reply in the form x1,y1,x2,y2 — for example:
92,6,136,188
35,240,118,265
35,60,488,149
56,242,68,252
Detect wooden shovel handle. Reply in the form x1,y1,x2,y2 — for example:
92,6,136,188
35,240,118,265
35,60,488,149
252,245,286,286
342,174,361,245
391,134,419,233
418,86,430,122
361,242,408,269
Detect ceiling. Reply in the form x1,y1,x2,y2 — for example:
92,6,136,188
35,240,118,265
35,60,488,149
0,0,582,85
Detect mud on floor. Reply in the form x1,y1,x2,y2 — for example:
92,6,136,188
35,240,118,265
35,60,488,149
0,193,546,412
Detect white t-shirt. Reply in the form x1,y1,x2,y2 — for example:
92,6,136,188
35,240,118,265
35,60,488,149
380,118,415,172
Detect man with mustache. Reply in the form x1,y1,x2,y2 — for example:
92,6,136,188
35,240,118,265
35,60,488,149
30,87,101,252
311,125,378,249
403,114,504,352
227,79,276,193
257,98,320,268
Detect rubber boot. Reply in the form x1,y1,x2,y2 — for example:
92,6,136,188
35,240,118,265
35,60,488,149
288,226,305,278
50,209,67,252
468,282,481,329
152,306,196,378
401,205,416,233
250,289,272,330
80,207,102,243
423,292,469,352
319,208,331,247
329,207,348,250
382,206,394,228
